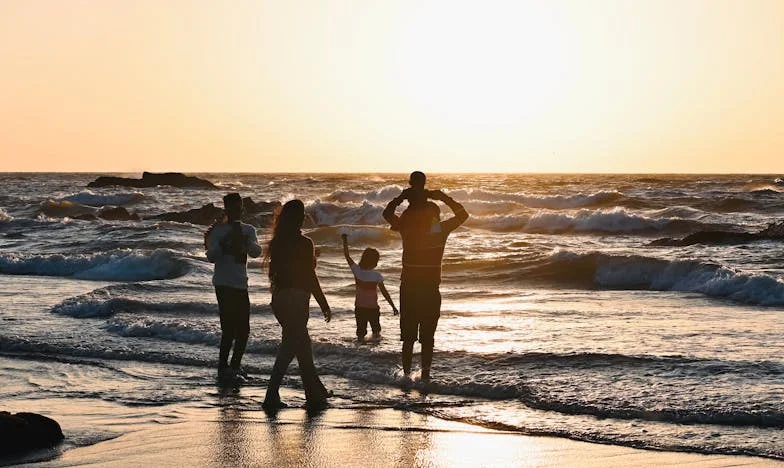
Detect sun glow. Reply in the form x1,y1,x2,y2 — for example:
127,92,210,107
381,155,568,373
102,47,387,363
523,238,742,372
396,3,572,130
1,1,783,172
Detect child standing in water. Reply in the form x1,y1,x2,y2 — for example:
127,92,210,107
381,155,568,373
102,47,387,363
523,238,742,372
341,233,399,340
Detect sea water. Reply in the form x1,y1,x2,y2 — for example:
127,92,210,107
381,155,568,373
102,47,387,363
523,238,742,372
0,173,782,459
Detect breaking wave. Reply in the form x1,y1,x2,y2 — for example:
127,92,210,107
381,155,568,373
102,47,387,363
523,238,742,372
446,188,624,209
531,250,784,306
0,249,190,281
324,185,404,203
466,207,718,234
307,200,386,226
306,201,726,235
325,186,625,211
306,225,399,246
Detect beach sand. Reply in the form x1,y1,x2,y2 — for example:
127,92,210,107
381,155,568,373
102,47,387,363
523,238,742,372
4,390,780,468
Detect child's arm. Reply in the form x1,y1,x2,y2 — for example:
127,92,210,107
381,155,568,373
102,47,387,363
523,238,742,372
341,233,355,265
378,282,399,315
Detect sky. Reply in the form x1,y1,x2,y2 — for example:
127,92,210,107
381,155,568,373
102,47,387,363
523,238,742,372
1,0,783,173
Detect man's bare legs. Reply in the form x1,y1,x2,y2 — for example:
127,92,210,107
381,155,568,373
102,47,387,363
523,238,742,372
420,342,434,381
402,340,415,375
402,340,432,381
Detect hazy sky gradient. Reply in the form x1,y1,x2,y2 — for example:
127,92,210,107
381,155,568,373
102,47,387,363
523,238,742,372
1,0,783,172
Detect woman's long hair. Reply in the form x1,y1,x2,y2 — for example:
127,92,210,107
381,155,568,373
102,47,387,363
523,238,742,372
263,199,306,284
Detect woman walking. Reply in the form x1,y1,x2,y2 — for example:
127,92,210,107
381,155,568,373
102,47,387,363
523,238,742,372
262,199,332,410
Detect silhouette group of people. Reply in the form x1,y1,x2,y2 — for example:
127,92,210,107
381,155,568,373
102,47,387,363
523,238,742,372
204,171,468,410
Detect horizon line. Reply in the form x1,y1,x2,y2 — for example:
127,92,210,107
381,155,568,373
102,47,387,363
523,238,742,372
1,170,782,176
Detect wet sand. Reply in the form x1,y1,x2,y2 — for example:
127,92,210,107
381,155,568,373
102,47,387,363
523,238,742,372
5,396,780,468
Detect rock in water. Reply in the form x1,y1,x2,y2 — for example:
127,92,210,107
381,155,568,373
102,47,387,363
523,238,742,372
149,203,225,226
650,222,784,246
87,172,217,189
96,206,141,221
0,412,64,455
148,198,280,227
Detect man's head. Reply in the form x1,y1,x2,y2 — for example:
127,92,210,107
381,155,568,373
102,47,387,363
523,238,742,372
425,201,440,223
223,193,243,220
401,201,440,233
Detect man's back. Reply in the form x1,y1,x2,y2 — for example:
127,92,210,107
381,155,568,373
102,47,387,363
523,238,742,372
398,214,452,284
207,222,261,289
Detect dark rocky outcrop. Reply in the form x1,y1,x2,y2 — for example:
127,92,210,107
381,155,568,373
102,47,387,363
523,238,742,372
241,198,280,215
0,411,64,455
96,206,140,221
87,172,217,189
149,203,224,226
651,221,784,246
148,197,280,227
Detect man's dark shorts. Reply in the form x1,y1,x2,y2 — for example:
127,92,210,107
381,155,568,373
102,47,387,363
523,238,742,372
399,282,441,345
215,285,251,337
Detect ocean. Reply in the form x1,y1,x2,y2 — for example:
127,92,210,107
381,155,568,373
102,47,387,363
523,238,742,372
0,173,782,460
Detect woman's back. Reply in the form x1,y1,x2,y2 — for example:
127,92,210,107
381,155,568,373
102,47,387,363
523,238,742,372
269,234,314,291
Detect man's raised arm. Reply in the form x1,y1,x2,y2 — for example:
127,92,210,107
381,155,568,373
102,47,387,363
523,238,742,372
432,190,469,232
383,189,408,230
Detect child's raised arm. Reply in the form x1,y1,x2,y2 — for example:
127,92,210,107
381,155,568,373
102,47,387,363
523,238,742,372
378,282,399,315
341,233,355,265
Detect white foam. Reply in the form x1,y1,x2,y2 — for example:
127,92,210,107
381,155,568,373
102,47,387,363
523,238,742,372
325,185,404,203
51,294,217,318
61,191,145,207
306,225,397,245
446,188,622,209
325,186,622,211
104,318,220,344
307,200,386,226
467,207,696,233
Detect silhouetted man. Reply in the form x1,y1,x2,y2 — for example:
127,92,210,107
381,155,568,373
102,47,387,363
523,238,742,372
205,193,262,381
383,172,468,381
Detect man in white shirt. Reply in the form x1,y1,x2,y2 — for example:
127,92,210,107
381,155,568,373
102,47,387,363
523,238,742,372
205,193,262,380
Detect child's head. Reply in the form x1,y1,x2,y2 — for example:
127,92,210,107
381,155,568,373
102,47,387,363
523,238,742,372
358,247,380,270
407,171,427,208
409,171,426,189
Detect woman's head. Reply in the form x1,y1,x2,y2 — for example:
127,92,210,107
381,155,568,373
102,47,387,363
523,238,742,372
264,199,306,279
359,247,380,270
272,199,305,238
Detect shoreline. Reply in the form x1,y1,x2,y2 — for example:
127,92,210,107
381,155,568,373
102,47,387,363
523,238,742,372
3,392,781,467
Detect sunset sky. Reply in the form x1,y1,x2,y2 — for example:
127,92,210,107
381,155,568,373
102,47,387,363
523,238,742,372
1,0,783,173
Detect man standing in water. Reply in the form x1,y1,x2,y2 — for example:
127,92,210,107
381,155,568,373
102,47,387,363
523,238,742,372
383,172,469,381
205,193,262,381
